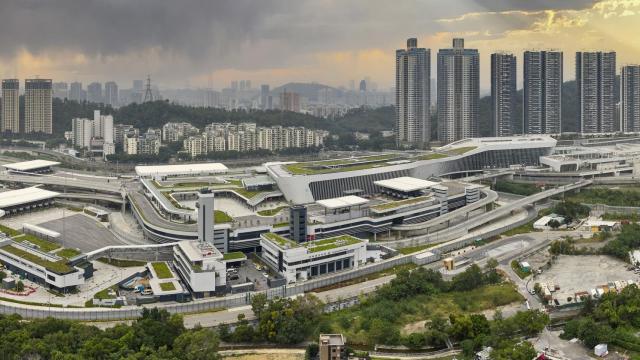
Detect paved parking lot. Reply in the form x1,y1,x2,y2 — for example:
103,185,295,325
39,214,126,252
227,260,270,291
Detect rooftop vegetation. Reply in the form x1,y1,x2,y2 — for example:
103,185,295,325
15,233,61,252
214,210,233,223
304,235,362,253
56,248,81,259
151,262,174,279
0,224,21,237
257,206,287,216
371,196,431,212
1,245,73,274
446,146,477,155
159,282,176,292
284,154,398,175
222,252,246,261
262,232,299,249
415,153,448,161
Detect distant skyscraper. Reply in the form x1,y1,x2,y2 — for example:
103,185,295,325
1,79,20,133
24,79,53,134
260,84,270,110
52,82,68,99
621,65,640,133
576,51,616,133
87,82,103,103
491,53,516,137
104,81,118,107
395,37,430,148
279,90,300,112
359,79,367,92
437,38,479,143
69,82,84,102
523,51,563,134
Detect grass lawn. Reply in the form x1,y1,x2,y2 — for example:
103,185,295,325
257,206,287,216
2,245,72,274
215,210,233,223
94,286,117,300
14,234,61,252
233,188,263,199
510,260,531,279
151,262,173,279
159,282,176,291
97,258,147,267
223,252,246,261
502,219,541,237
0,224,21,237
446,146,477,155
56,248,81,259
323,283,523,345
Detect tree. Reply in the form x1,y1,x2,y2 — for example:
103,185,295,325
172,328,221,360
491,341,537,360
250,293,267,318
548,219,561,229
0,271,6,281
15,281,24,292
402,332,426,350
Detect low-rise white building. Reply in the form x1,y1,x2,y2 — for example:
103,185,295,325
260,233,367,284
0,238,85,291
172,240,227,298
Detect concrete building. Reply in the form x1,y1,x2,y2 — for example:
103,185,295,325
395,38,431,148
71,118,93,149
1,79,20,133
52,82,68,99
523,51,563,134
0,187,59,217
260,233,367,284
24,79,52,134
491,52,516,137
68,82,84,102
437,38,479,144
260,84,270,110
621,65,640,133
319,334,346,360
172,240,226,297
577,51,617,133
87,82,103,103
279,90,300,112
162,122,199,142
2,160,60,174
104,81,118,107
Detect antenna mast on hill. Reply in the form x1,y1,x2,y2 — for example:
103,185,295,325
143,75,154,102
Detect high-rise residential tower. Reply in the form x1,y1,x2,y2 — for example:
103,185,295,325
69,82,84,102
87,82,103,103
437,38,479,144
104,81,118,107
1,79,20,133
621,65,640,133
576,51,616,133
260,84,270,110
24,79,52,134
395,38,430,148
491,52,517,137
523,51,563,134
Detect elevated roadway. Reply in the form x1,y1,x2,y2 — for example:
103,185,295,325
0,172,123,194
393,180,591,232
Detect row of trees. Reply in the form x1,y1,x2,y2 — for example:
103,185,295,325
567,188,640,207
0,308,220,359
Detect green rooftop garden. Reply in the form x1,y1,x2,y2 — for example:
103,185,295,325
415,153,448,161
214,210,233,223
304,235,363,253
56,248,81,259
284,154,399,175
262,232,299,249
159,282,176,291
1,245,73,274
446,146,477,155
0,224,21,237
257,206,287,216
15,234,61,252
222,252,246,261
151,262,173,279
371,196,431,212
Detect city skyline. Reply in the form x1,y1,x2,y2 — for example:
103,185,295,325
1,0,640,90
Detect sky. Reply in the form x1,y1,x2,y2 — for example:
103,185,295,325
1,0,639,91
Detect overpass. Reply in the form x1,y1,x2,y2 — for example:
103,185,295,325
0,172,123,194
56,193,124,205
393,180,591,233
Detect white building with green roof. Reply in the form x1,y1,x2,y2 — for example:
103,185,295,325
260,233,367,284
